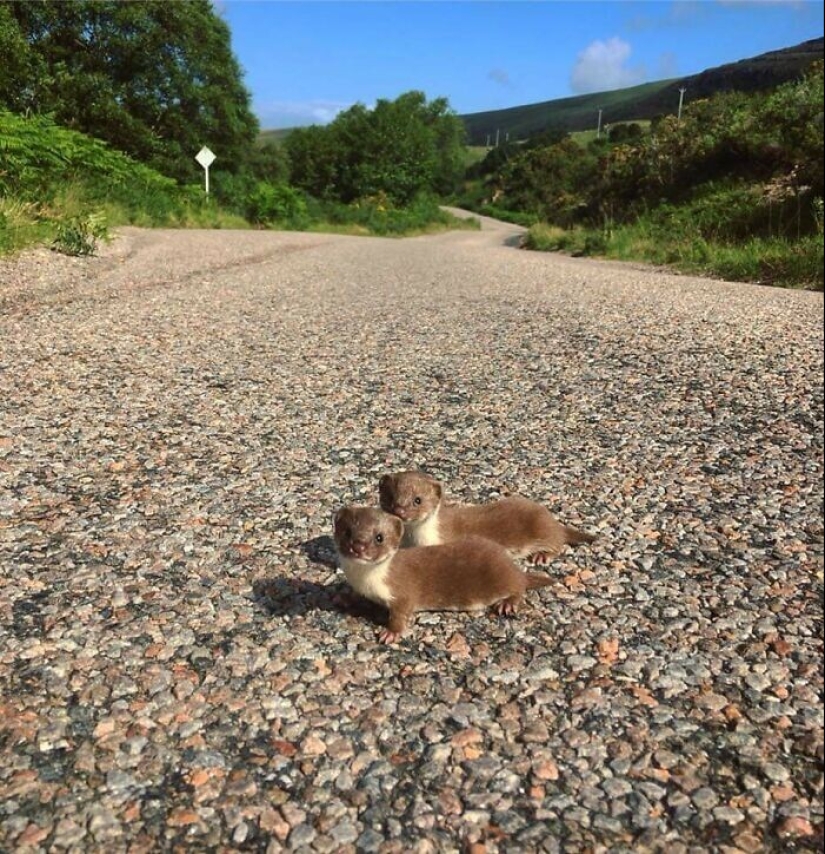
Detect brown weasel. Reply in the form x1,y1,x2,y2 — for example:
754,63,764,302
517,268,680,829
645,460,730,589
379,470,596,565
332,505,553,643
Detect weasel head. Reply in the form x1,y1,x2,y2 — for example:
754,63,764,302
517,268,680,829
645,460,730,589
332,505,403,565
378,470,443,526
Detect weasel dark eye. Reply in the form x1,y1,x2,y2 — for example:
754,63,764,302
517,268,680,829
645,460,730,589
375,533,384,544
413,497,422,506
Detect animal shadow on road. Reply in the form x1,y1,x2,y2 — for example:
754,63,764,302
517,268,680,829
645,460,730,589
300,534,338,568
250,535,385,623
252,577,385,623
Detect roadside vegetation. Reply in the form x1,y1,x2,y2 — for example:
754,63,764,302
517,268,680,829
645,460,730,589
0,110,249,255
457,63,824,289
0,1,474,257
0,1,819,286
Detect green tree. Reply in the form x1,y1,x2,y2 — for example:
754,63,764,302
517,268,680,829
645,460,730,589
354,92,437,203
6,0,259,182
0,5,42,112
499,137,596,224
285,125,341,199
248,141,291,186
286,91,466,204
425,96,467,196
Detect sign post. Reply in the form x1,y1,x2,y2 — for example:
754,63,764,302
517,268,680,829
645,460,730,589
195,146,216,195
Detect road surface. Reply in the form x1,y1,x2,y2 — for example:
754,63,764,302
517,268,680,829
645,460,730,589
1,218,822,851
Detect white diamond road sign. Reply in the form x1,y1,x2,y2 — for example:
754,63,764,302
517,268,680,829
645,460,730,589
195,146,216,194
196,146,216,168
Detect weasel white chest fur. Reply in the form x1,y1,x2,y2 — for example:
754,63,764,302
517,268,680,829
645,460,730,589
340,556,394,605
404,512,441,547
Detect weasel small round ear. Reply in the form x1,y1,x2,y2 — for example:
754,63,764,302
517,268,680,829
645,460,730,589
379,474,391,493
392,516,404,540
332,508,345,533
433,481,443,502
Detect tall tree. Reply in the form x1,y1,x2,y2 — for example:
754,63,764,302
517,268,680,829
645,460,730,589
0,4,42,111
6,0,259,182
286,91,466,204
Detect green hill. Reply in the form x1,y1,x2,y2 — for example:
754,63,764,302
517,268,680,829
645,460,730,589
460,37,824,145
257,128,294,144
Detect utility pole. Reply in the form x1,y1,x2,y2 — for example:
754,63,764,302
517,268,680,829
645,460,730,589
596,108,603,139
495,128,500,148
677,87,687,123
486,133,491,148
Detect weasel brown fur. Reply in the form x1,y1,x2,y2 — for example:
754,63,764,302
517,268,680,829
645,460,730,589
379,470,596,564
333,505,553,643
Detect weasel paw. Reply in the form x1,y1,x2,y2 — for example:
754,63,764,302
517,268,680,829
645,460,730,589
494,600,519,617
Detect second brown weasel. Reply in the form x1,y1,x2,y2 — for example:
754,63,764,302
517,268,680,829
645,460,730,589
379,470,596,565
333,505,553,643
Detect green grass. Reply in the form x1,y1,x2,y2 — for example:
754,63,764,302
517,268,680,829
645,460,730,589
462,146,490,167
304,194,481,237
476,205,539,228
524,220,824,290
0,198,51,254
1,110,242,254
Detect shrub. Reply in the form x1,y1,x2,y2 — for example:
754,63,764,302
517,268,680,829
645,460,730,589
51,212,108,256
246,182,308,227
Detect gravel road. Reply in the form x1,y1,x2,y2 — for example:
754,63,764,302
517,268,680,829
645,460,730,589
1,216,822,853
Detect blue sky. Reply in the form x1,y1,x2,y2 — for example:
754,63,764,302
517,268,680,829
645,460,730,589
218,1,825,129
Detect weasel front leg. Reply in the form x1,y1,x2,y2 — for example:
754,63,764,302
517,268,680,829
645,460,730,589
379,603,412,644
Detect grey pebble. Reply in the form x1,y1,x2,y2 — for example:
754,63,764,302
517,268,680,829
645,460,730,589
692,787,720,810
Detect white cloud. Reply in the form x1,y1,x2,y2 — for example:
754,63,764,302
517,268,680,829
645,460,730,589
570,37,648,94
255,99,353,129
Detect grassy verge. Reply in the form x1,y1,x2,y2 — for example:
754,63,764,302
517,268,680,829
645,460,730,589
1,110,249,255
476,205,540,228
311,195,481,237
1,112,477,258
524,221,824,290
249,190,480,237
0,189,249,256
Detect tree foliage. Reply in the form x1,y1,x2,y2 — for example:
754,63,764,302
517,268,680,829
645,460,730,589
285,91,466,204
3,0,259,183
480,62,824,240
0,5,42,112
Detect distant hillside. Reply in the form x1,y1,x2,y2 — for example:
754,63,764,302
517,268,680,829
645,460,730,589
258,128,293,144
460,37,824,145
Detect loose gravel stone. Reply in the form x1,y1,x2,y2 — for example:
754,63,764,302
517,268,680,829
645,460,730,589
763,762,791,783
0,219,822,852
693,787,721,810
